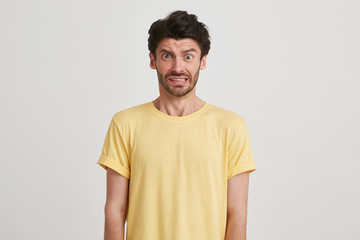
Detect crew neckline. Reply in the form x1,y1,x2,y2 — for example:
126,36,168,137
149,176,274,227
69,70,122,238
147,101,211,122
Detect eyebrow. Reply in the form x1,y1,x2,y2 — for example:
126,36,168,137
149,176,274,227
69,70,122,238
158,48,198,54
182,48,197,54
159,49,172,54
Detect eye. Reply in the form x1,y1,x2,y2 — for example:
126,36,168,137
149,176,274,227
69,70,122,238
185,54,193,60
163,53,171,59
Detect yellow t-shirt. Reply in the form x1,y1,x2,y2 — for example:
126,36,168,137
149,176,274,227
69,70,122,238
97,101,256,240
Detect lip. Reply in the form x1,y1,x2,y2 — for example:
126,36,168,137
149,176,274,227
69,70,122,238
168,76,188,85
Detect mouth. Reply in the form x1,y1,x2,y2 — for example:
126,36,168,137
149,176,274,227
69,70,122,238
168,77,188,85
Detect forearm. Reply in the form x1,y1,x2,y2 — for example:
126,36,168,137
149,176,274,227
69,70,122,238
225,212,247,240
104,208,126,240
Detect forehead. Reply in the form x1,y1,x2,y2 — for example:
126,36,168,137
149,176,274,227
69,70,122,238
156,38,201,53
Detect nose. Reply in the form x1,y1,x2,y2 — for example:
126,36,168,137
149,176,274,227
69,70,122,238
172,57,185,73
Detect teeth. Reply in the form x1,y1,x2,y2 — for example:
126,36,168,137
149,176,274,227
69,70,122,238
169,78,186,81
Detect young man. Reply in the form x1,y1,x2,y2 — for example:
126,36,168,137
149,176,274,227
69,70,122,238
97,10,257,240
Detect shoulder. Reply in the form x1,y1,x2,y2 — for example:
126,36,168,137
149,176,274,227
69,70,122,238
206,104,247,128
111,102,151,125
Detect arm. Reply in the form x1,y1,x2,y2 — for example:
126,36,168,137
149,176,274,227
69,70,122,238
104,168,129,240
225,171,250,240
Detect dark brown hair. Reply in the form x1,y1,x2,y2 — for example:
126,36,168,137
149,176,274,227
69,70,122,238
148,10,211,59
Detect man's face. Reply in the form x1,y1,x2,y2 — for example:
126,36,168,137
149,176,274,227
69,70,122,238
149,38,207,97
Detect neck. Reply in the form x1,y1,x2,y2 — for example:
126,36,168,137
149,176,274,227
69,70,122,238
153,90,206,117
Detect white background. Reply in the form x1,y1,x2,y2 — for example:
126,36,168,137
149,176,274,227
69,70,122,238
1,0,359,239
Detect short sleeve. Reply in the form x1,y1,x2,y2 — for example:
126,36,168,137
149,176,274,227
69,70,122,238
227,121,257,180
97,118,131,179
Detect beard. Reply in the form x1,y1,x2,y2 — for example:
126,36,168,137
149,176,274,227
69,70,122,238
156,67,200,97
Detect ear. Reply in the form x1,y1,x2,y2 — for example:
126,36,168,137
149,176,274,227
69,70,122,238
200,55,207,70
149,53,156,69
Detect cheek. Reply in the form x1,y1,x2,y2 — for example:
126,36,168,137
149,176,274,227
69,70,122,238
157,66,167,76
156,61,169,72
189,65,200,74
160,65,177,77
